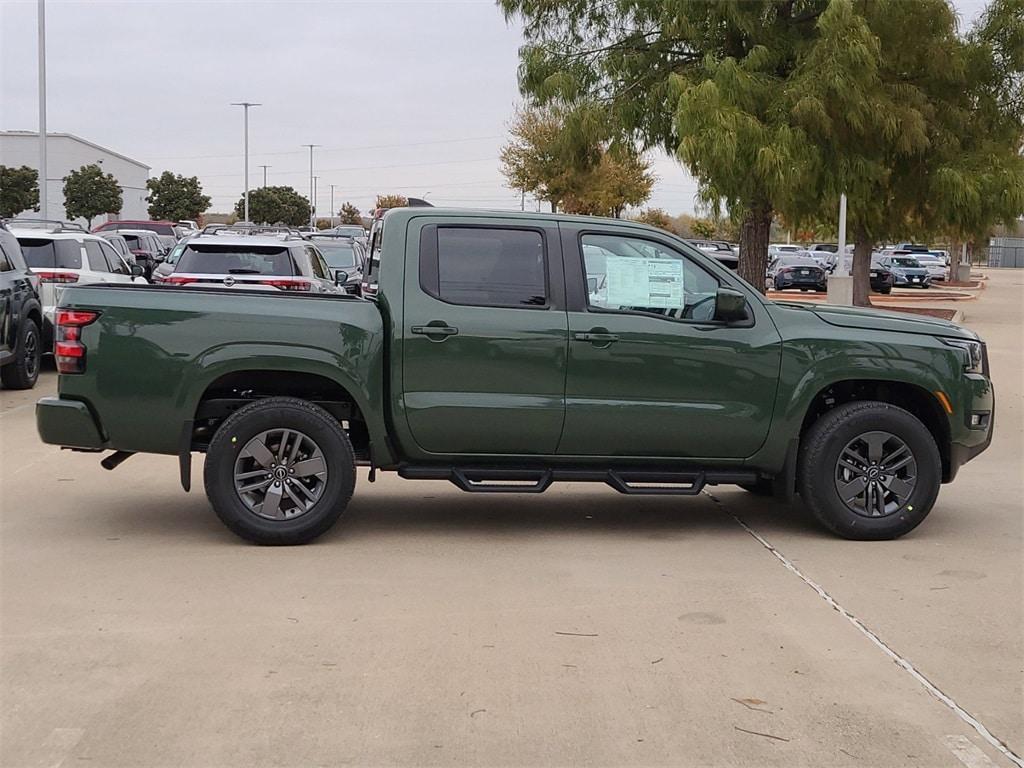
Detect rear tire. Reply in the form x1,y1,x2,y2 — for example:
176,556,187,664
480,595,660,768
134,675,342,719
204,396,355,545
1,317,40,390
798,401,941,540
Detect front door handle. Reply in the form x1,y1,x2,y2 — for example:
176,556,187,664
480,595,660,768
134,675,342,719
411,323,459,339
573,331,619,344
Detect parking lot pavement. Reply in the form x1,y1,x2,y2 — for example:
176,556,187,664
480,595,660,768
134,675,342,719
1,274,1020,767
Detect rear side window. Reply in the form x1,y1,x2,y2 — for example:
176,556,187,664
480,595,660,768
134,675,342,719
17,238,83,269
176,245,297,275
420,226,547,307
84,240,111,272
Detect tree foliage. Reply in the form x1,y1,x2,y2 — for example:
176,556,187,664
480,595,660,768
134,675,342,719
63,164,122,227
234,185,310,226
500,104,652,215
339,202,362,224
499,0,1024,298
634,208,673,230
0,165,40,218
375,194,408,210
145,171,211,222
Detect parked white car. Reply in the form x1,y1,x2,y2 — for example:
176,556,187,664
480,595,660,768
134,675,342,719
915,254,948,282
8,220,146,347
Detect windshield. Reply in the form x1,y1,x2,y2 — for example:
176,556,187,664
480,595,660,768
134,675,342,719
314,242,359,268
104,222,176,236
778,256,819,267
333,226,365,238
176,244,297,275
16,238,83,269
891,257,921,268
121,234,153,251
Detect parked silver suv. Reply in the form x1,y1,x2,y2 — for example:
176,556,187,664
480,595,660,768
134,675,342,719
158,226,343,293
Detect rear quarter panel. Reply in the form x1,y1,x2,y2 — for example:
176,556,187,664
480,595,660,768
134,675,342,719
56,285,387,457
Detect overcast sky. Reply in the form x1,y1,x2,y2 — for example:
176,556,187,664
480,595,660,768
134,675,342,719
0,0,990,217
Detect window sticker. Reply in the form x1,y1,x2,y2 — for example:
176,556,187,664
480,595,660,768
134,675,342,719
604,256,684,308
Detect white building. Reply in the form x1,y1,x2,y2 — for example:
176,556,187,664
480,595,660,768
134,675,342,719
0,131,150,224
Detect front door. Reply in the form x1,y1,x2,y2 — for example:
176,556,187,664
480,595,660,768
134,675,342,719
558,227,782,460
401,219,568,456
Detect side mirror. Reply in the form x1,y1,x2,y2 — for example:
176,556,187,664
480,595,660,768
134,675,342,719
587,277,598,294
334,269,349,286
130,264,145,277
712,287,748,324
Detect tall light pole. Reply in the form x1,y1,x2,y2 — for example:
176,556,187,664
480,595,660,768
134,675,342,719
258,165,271,188
231,102,260,221
329,184,336,223
301,144,320,228
313,176,319,225
38,0,47,218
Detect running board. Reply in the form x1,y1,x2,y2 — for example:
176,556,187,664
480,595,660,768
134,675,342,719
397,466,758,495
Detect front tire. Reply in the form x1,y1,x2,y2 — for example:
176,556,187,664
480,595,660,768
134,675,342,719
204,397,355,545
1,318,41,390
798,401,941,540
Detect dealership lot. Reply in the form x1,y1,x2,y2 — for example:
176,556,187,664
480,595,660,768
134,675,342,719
1,272,1020,767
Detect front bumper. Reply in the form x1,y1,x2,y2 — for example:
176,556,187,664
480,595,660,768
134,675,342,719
945,373,994,482
36,397,106,450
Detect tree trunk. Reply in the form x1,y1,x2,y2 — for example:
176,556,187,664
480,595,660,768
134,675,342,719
949,238,961,282
852,230,873,307
738,202,772,294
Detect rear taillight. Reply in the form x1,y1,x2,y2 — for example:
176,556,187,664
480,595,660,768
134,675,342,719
259,278,312,292
35,271,79,284
163,276,197,285
55,309,100,374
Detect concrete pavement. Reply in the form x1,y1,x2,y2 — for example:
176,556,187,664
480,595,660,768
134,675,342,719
1,271,1020,767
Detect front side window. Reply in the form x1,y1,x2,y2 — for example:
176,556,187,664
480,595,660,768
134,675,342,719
305,247,327,279
99,242,127,274
582,233,719,322
0,243,12,272
423,226,546,307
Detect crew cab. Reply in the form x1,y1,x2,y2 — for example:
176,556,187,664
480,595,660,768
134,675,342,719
36,209,994,545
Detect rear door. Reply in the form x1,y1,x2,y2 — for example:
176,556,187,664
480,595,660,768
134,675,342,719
558,225,782,459
401,217,568,456
0,243,13,359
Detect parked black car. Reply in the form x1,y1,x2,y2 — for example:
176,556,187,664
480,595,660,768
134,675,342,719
870,262,894,294
304,233,366,294
0,221,43,389
767,255,828,291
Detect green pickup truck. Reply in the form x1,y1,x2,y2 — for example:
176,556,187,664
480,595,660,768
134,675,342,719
37,208,994,544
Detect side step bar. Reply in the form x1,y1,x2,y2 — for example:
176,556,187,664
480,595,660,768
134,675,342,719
397,466,758,496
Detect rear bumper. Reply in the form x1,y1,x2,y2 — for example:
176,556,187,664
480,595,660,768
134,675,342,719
36,397,106,450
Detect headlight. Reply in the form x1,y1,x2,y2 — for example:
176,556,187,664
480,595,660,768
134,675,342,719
942,338,983,373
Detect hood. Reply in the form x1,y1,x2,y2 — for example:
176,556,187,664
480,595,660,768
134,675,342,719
889,265,929,275
774,301,976,340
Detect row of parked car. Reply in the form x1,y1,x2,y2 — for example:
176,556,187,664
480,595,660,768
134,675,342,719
0,216,370,390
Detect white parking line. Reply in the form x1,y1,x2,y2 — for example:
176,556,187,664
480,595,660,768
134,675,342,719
945,735,1000,768
703,491,1023,768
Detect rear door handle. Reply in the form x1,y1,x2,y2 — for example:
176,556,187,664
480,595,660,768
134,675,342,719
411,324,459,338
573,331,619,344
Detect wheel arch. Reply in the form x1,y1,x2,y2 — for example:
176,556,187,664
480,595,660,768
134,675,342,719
798,378,952,481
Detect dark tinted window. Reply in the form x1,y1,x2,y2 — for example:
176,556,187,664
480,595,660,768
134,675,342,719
100,242,127,273
424,227,546,307
0,243,12,272
176,244,296,275
17,238,83,269
314,241,359,268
